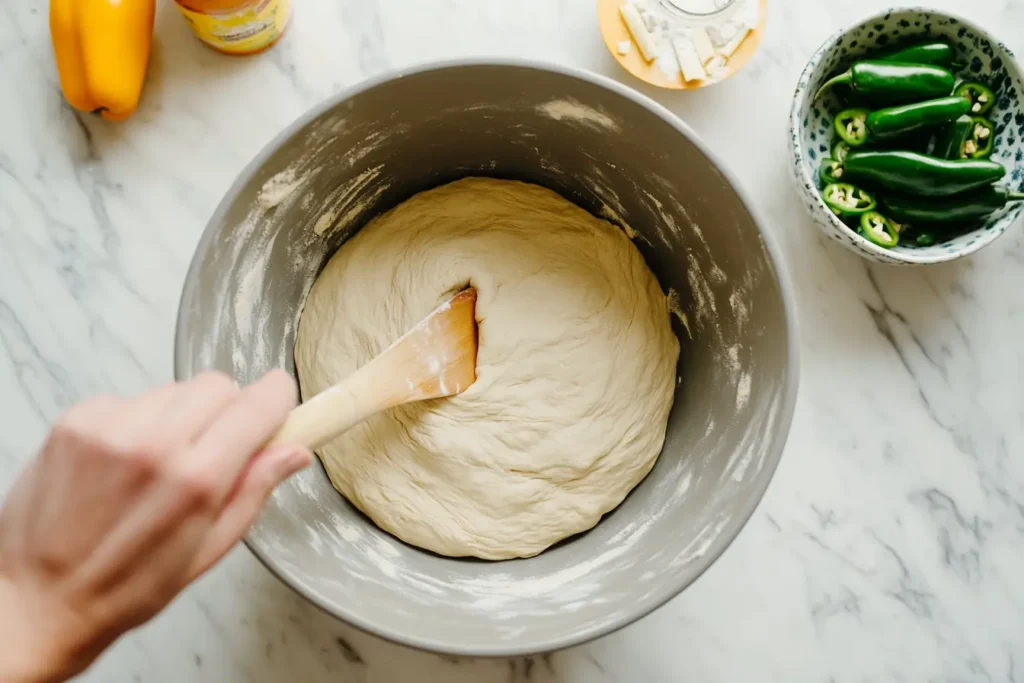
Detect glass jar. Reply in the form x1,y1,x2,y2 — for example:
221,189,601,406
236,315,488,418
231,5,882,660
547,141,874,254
173,0,291,55
656,0,748,26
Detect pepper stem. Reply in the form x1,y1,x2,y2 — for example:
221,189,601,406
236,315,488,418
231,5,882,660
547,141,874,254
1007,192,1024,202
814,71,852,101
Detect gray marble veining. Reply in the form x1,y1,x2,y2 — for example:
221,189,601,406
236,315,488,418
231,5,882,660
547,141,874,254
1,0,1022,680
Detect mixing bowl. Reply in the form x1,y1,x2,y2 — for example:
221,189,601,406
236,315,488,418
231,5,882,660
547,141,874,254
175,60,799,656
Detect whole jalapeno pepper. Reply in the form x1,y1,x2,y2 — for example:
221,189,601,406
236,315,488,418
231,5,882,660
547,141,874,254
821,182,877,217
815,61,955,105
954,81,996,115
881,185,1024,224
963,116,995,159
890,128,935,155
901,222,982,247
858,211,900,248
880,41,957,68
842,150,1006,196
835,97,970,148
866,96,971,140
934,115,974,160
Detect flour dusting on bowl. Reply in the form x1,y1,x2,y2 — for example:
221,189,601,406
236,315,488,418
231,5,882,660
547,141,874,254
175,60,798,657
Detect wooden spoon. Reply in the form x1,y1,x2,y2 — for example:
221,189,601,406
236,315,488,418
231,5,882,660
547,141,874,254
269,288,479,449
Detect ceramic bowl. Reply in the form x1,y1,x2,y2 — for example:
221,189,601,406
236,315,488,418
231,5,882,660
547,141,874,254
175,60,799,656
596,0,768,90
788,7,1024,265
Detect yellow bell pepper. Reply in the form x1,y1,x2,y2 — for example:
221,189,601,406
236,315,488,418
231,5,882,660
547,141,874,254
50,0,155,121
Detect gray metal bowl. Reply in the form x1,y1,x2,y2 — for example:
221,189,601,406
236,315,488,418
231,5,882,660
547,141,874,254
174,60,799,656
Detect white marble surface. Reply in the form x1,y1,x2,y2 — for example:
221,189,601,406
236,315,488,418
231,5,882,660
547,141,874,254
2,0,1024,680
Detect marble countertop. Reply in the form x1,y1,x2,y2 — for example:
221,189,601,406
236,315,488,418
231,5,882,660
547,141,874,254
2,0,1023,680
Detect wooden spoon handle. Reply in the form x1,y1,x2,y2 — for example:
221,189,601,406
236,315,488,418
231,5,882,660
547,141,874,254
268,361,387,449
270,288,478,451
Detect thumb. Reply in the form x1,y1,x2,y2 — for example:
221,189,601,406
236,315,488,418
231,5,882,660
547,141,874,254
188,444,312,581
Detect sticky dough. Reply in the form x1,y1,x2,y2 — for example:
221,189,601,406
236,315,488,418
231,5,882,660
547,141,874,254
295,177,679,560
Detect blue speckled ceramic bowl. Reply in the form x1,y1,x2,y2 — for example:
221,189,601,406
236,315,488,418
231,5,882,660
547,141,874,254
789,7,1024,265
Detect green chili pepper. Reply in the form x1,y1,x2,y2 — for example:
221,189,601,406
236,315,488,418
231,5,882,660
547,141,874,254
866,96,971,139
880,41,957,68
934,115,974,160
901,223,979,247
821,182,877,217
881,185,1024,224
814,61,955,104
891,128,935,154
962,116,995,159
954,81,996,115
858,211,900,248
834,97,970,148
819,158,845,184
831,139,852,163
842,150,1006,196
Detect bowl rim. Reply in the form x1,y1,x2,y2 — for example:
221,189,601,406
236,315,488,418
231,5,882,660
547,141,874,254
789,5,1024,265
173,57,801,657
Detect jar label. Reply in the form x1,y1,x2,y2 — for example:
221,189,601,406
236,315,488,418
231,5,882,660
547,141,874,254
175,0,291,54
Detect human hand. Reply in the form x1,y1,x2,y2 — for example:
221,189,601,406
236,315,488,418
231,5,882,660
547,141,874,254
0,370,310,683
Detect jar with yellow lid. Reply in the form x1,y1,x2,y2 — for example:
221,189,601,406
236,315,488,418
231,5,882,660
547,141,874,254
174,0,291,55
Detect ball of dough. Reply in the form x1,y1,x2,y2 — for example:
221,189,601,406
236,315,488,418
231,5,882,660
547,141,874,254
295,178,679,560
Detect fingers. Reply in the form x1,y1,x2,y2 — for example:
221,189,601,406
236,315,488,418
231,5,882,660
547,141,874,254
51,394,123,438
35,394,124,535
130,381,181,414
188,369,299,500
187,444,312,581
121,381,189,444
159,371,241,444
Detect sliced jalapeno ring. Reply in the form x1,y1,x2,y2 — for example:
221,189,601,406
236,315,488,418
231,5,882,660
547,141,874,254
821,182,877,217
831,139,852,163
858,211,900,248
954,81,996,115
819,158,844,184
834,108,871,147
963,116,995,159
